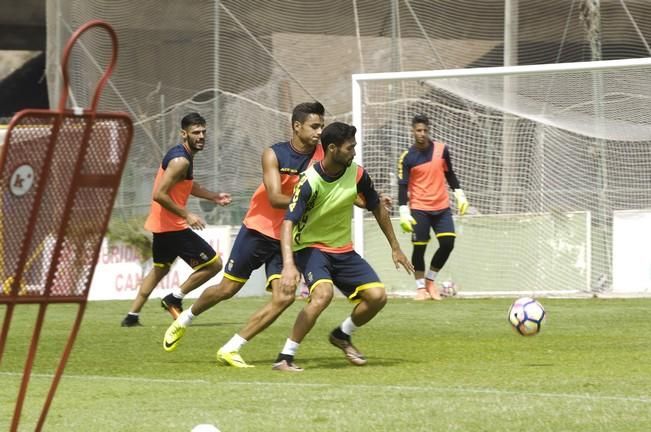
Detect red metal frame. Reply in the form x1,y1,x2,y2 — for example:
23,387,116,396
0,19,133,432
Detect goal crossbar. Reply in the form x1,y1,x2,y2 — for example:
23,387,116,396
352,57,651,83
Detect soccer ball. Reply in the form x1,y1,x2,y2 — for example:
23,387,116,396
440,281,457,297
191,425,220,432
508,297,545,336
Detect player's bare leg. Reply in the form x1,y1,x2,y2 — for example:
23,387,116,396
289,281,333,343
161,257,223,319
273,282,333,372
329,286,387,366
349,286,387,326
190,276,243,315
238,278,295,340
164,276,244,354
121,265,169,326
187,276,292,368
217,278,295,368
180,258,223,296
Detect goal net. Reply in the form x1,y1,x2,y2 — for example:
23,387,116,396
353,58,651,296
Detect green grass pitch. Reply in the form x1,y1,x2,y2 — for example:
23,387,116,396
1,296,650,431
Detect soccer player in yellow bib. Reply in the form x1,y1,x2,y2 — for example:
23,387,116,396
398,114,469,301
271,122,413,372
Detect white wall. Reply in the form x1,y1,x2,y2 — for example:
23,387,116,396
612,209,651,294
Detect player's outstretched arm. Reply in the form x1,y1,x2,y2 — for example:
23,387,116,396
354,192,392,210
190,183,232,206
371,204,414,275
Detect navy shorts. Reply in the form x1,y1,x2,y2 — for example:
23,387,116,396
295,248,384,302
223,225,281,289
152,229,217,270
411,208,456,244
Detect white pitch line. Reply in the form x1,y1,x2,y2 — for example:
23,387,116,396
1,371,649,404
228,381,651,404
0,371,209,385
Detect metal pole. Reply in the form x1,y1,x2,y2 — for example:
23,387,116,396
582,0,610,291
213,0,221,221
352,77,364,256
501,0,519,212
390,0,399,72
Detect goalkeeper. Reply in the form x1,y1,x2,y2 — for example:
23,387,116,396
397,114,468,300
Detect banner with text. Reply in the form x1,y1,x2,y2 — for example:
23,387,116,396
88,226,233,300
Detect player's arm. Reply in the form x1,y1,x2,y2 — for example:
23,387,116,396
153,157,205,229
190,182,232,206
397,149,411,206
397,150,416,232
355,192,392,210
442,146,469,215
279,220,300,292
358,168,413,274
279,177,311,291
262,147,290,209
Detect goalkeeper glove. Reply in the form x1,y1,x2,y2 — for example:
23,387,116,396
453,189,469,216
399,205,416,233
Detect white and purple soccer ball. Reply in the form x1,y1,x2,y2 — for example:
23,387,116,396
508,297,545,336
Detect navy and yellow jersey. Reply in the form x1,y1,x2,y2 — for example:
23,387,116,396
397,140,461,211
243,140,324,240
285,161,380,253
144,144,194,233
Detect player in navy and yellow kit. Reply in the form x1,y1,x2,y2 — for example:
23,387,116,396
271,122,413,372
163,102,326,365
121,112,232,327
398,114,469,301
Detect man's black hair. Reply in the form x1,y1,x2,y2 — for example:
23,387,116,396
411,114,429,126
181,112,206,130
321,121,356,152
291,101,325,124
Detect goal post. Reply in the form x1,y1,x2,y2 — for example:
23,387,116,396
352,57,651,297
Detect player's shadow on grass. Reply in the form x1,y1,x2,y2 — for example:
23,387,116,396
197,357,357,370
297,356,405,370
184,321,244,327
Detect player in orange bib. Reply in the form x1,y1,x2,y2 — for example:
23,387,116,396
398,114,469,301
120,112,232,327
163,102,327,366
